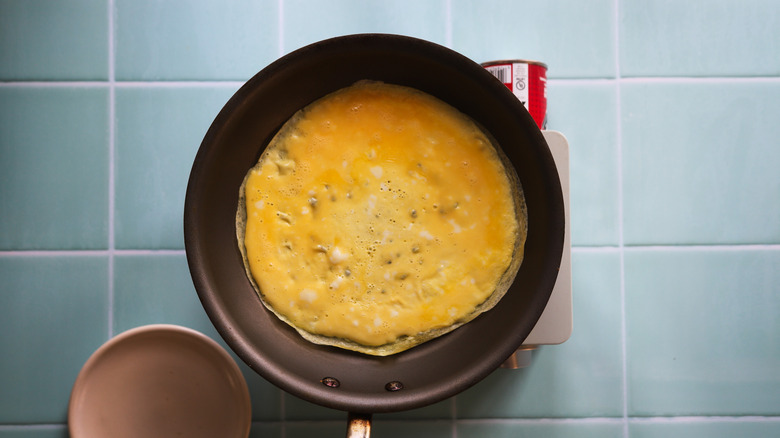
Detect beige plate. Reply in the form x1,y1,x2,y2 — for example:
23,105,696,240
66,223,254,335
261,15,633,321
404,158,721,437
68,324,251,438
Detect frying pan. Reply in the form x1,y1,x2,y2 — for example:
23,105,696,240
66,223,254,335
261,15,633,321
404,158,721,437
184,34,564,435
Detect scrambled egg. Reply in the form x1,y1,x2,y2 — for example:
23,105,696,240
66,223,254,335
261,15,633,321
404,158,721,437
237,81,525,355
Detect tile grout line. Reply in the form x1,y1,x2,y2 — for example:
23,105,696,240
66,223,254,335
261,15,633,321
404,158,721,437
278,0,285,58
4,76,780,89
3,415,779,430
455,415,780,426
444,0,453,49
107,0,116,340
613,0,629,437
628,416,780,424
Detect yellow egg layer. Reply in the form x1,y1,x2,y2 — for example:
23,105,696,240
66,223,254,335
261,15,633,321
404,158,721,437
241,81,521,351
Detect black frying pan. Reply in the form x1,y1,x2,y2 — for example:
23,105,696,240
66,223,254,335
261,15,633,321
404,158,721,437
184,34,564,435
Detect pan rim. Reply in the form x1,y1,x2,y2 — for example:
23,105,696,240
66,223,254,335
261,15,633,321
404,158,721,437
184,33,564,413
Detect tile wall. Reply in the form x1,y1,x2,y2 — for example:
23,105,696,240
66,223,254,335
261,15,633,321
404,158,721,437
1,0,778,437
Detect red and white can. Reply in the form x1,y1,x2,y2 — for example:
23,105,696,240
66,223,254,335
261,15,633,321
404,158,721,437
482,59,547,129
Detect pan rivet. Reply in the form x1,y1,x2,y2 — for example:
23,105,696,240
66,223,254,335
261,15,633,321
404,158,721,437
385,381,404,392
321,377,340,388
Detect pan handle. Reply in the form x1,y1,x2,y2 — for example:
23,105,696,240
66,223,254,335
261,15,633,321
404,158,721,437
346,412,372,438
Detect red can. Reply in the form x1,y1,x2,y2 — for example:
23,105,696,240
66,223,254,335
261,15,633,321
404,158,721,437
482,59,548,129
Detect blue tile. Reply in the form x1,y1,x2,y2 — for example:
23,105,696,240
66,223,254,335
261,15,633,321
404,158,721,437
284,0,446,52
112,253,216,335
282,0,447,53
283,393,343,421
375,399,453,421
621,81,780,245
113,85,238,249
0,426,68,438
0,87,109,250
115,0,278,80
371,420,453,438
620,0,780,77
457,251,624,418
629,419,780,438
112,253,282,421
0,255,108,423
243,362,283,422
457,421,624,438
548,83,619,246
248,422,282,438
451,0,615,78
284,422,346,438
285,393,451,422
625,249,780,416
0,0,108,80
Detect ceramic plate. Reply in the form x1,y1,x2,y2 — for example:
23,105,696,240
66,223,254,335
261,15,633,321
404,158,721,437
68,324,251,438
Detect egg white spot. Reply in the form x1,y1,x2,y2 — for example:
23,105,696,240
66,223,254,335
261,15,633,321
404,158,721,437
255,200,265,209
370,166,384,179
419,230,435,240
381,229,392,243
299,289,318,303
448,219,462,233
328,246,349,264
329,276,343,290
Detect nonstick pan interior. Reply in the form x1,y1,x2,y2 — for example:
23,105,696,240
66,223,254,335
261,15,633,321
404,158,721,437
184,34,565,414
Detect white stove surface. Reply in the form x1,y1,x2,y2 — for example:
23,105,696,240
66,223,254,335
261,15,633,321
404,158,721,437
504,130,572,368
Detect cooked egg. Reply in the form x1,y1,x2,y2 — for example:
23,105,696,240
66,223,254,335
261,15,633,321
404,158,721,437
237,80,526,355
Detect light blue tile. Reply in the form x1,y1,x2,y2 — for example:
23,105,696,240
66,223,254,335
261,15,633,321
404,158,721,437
620,0,780,77
249,422,282,438
0,255,108,423
112,253,217,335
451,0,615,78
629,419,780,438
243,362,284,422
0,87,109,250
112,253,282,421
0,0,108,80
457,421,624,438
371,420,452,438
621,82,780,245
375,399,452,421
114,85,238,249
284,393,344,421
457,251,624,418
284,421,345,438
625,249,780,416
0,426,68,438
285,393,451,422
548,83,619,246
115,0,278,80
282,0,447,53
